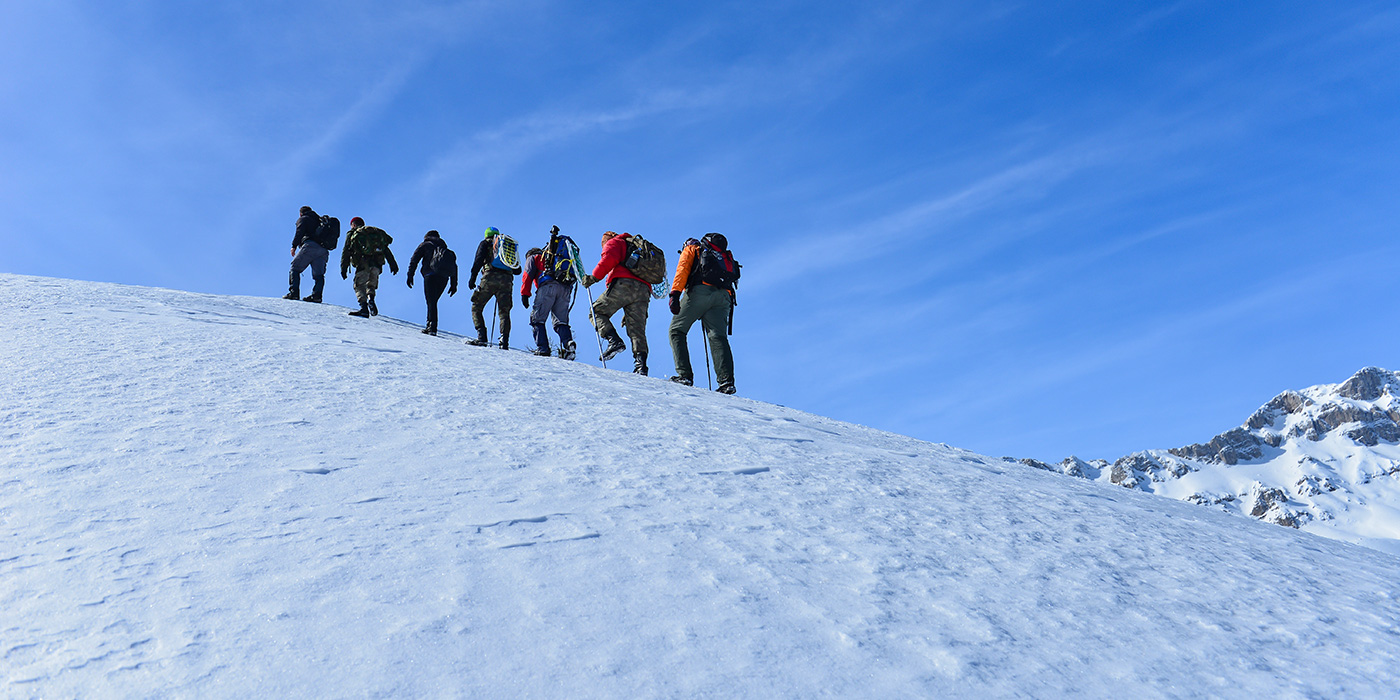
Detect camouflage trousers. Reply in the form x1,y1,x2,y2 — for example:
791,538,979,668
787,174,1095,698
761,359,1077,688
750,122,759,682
591,277,650,356
471,268,514,341
353,266,381,305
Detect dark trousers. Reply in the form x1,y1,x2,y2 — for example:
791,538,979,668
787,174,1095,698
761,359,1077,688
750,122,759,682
669,284,734,388
423,274,449,332
289,242,328,297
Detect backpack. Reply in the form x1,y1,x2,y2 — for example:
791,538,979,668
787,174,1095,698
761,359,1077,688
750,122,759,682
489,234,519,271
424,243,453,277
351,226,392,264
540,233,579,284
316,215,341,250
684,237,740,291
622,235,667,285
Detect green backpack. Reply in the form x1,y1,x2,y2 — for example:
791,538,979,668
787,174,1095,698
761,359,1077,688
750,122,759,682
352,226,392,264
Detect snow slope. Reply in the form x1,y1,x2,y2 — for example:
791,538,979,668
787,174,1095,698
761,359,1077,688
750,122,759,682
4,273,1400,698
1020,368,1400,555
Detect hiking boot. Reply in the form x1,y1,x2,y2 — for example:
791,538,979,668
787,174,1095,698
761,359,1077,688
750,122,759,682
367,296,378,316
349,304,370,318
633,353,648,376
559,341,577,361
670,376,693,386
283,292,300,301
600,334,626,362
497,339,509,350
717,383,736,395
421,328,433,335
532,347,552,357
465,336,488,347
302,295,321,303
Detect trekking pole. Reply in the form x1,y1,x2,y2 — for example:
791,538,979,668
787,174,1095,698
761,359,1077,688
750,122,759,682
583,284,606,368
488,298,497,346
702,330,713,391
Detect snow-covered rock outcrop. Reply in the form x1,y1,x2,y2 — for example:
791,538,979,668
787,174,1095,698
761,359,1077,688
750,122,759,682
1018,367,1400,552
6,274,1400,697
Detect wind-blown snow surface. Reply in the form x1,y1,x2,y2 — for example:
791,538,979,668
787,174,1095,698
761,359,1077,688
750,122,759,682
4,274,1400,698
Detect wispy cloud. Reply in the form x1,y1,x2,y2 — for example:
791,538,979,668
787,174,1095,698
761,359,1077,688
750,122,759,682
740,144,1112,294
270,61,423,197
399,86,726,207
901,248,1386,438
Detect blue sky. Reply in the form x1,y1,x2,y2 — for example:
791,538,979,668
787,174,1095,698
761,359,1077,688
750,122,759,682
4,1,1399,462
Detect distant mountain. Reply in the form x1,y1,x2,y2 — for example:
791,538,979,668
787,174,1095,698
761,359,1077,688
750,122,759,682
1016,367,1400,553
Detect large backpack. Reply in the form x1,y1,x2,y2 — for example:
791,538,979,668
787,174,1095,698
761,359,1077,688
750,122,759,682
540,233,580,284
352,226,392,264
684,237,740,291
622,235,667,285
316,215,341,250
489,234,519,271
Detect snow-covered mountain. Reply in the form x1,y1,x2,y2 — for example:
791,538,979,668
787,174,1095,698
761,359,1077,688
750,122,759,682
5,273,1400,698
1018,367,1400,554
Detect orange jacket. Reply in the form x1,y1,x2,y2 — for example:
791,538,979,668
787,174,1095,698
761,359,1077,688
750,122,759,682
671,243,698,294
671,241,735,296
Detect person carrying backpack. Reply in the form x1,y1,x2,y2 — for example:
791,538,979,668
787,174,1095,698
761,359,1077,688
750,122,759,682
285,205,337,303
406,230,458,336
520,226,579,359
339,216,398,318
580,231,653,374
466,226,521,348
668,232,740,394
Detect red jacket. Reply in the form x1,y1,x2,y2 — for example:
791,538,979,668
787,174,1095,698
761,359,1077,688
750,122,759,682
520,253,543,297
591,233,647,286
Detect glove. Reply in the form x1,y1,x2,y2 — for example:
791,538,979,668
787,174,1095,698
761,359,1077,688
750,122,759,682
581,274,597,289
390,265,399,276
468,279,476,290
449,285,457,296
669,291,681,315
341,269,348,280
521,294,530,309
407,276,414,289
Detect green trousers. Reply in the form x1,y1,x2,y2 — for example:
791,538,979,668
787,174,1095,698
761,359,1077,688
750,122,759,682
668,284,734,388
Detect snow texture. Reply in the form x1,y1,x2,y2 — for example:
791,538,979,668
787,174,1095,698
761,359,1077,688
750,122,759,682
4,273,1400,698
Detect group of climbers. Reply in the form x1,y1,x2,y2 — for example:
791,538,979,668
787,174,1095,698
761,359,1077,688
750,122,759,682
285,207,740,394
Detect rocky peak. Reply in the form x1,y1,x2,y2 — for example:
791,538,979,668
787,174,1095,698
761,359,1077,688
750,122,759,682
1245,390,1312,430
1336,366,1397,401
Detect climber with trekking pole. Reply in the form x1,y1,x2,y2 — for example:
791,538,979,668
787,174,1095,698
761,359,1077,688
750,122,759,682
580,231,665,375
667,232,740,394
465,226,521,349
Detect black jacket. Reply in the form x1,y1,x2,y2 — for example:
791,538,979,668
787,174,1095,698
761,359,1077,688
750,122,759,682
409,236,459,287
292,211,320,249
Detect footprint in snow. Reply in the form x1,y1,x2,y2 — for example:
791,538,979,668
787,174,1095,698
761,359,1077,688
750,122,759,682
700,466,771,476
467,514,600,549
